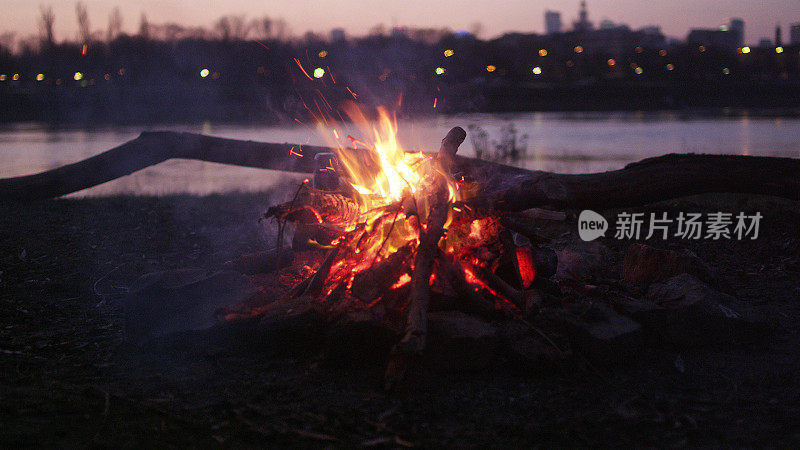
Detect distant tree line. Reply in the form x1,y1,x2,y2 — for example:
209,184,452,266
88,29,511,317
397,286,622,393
1,6,799,125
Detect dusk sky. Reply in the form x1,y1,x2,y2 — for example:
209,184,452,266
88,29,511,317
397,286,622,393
2,0,799,45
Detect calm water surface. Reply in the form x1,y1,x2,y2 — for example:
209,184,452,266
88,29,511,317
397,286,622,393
1,111,798,197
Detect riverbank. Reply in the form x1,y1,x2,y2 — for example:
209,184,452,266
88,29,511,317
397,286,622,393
2,192,800,446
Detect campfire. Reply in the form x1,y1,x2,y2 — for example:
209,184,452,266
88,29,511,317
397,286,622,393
219,109,562,385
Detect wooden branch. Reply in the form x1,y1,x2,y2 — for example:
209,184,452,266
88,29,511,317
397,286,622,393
394,127,466,355
466,153,800,211
0,131,347,202
2,131,799,213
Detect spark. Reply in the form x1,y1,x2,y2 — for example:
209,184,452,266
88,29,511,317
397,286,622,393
293,58,313,80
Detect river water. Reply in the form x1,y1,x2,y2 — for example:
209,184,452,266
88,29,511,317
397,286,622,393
1,111,798,197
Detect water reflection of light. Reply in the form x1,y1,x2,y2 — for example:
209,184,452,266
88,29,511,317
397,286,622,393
740,112,751,155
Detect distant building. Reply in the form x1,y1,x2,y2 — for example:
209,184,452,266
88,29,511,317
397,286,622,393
775,24,782,46
573,0,593,32
545,10,562,35
330,28,346,43
725,18,744,48
791,23,800,45
599,19,630,31
640,25,662,36
687,28,739,49
758,38,772,47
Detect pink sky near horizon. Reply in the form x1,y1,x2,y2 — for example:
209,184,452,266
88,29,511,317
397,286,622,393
1,0,798,46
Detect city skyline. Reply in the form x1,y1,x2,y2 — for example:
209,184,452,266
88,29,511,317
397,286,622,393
1,0,799,46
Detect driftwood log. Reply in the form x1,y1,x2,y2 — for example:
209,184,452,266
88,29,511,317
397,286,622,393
1,131,800,211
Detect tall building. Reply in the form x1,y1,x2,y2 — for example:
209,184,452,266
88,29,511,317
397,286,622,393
687,28,739,49
545,10,562,35
330,28,346,43
726,18,744,48
775,24,782,46
573,0,593,32
791,23,800,45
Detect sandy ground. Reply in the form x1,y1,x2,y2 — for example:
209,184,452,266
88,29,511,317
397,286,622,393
2,192,800,447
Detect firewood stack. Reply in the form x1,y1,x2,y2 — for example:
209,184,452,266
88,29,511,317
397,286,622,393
254,127,565,387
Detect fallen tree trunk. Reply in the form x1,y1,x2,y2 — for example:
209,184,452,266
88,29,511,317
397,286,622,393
0,131,345,202
1,131,799,210
466,153,800,211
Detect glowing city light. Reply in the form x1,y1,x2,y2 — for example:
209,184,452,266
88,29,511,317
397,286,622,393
666,64,675,71
538,49,548,57
574,45,583,53
443,49,454,57
73,72,83,81
199,68,210,78
607,58,615,66
36,73,44,81
318,50,328,58
532,66,542,75
635,46,643,53
435,67,445,75
741,46,751,54
12,73,19,80
699,45,706,52
313,67,325,78
634,67,643,75
0,74,6,81
485,65,496,72
775,46,784,54
722,67,730,74
659,49,667,56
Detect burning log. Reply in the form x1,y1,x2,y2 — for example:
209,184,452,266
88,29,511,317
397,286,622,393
435,253,496,318
350,245,413,302
303,247,340,296
394,127,466,355
2,132,800,211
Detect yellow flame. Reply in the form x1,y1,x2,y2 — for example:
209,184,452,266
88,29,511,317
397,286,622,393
314,104,466,266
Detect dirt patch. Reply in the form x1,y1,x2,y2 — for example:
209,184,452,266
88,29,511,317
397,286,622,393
2,192,800,447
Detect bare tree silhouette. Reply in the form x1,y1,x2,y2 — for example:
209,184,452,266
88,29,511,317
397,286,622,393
38,5,56,48
107,7,123,42
214,15,250,42
138,12,150,39
75,1,91,44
